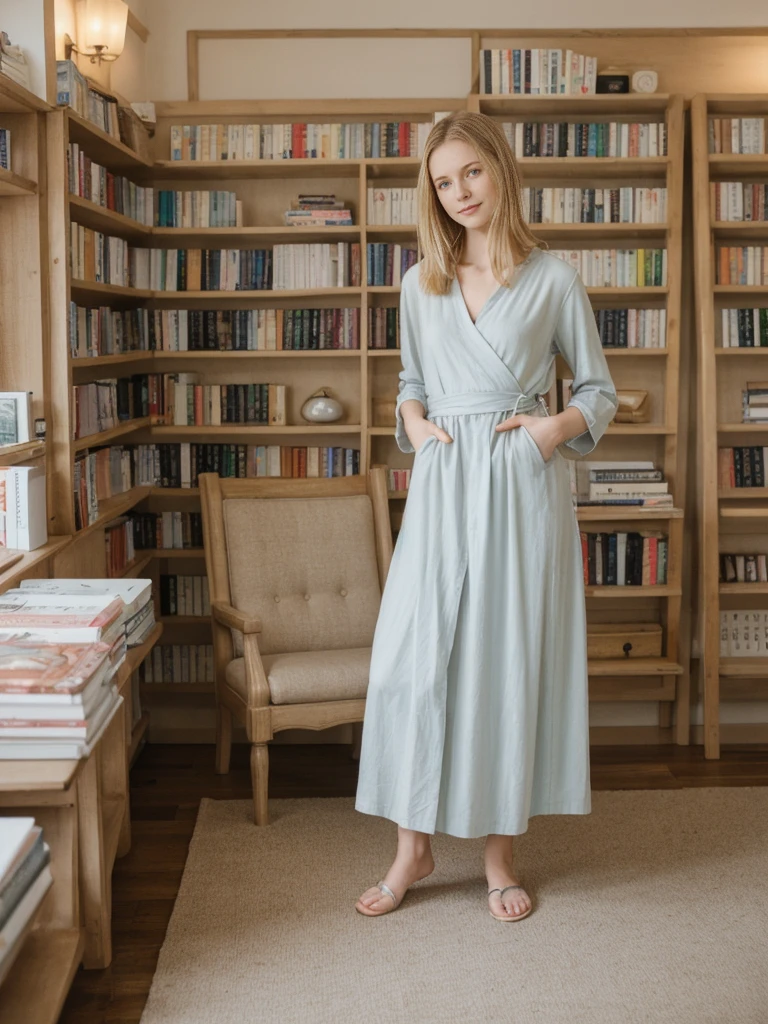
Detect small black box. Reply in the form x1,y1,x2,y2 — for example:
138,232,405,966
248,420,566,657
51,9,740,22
596,73,630,94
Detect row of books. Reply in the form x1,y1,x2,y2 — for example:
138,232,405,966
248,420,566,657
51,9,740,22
70,223,131,286
710,182,768,223
71,375,152,439
69,304,363,356
104,516,135,577
593,308,667,349
140,644,213,685
130,510,203,551
0,819,52,983
161,377,288,427
719,308,768,348
742,382,768,423
156,190,243,228
708,118,766,155
0,126,9,171
720,610,768,657
159,575,210,618
522,187,667,225
720,553,768,584
68,143,154,225
73,446,133,529
0,577,155,759
169,122,431,161
547,248,667,288
716,247,768,286
480,48,597,96
0,465,47,551
388,467,412,493
366,244,418,287
56,60,120,140
717,447,768,488
580,531,669,587
499,120,667,159
130,442,361,490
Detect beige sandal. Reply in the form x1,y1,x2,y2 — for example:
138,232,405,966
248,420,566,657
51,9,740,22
355,880,402,917
488,884,533,922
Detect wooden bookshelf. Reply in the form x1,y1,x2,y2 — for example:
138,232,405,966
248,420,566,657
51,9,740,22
692,93,768,758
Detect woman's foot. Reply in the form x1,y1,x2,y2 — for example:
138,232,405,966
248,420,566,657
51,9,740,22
355,846,435,917
486,875,533,921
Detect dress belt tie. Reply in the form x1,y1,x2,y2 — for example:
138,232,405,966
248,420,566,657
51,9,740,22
427,390,547,417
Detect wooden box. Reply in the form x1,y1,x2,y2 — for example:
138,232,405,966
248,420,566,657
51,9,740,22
587,622,662,659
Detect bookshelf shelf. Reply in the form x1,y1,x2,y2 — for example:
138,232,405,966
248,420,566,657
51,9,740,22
0,75,50,114
68,195,151,241
709,154,768,175
587,657,684,676
140,682,213,694
719,582,768,595
151,424,362,437
0,440,45,464
712,221,768,239
71,417,152,452
0,538,73,595
715,348,768,357
76,486,153,537
152,350,360,359
0,929,84,1024
475,93,670,115
66,110,152,172
575,506,684,521
0,165,37,196
70,280,153,302
150,287,362,302
584,585,682,598
719,658,768,678
119,553,153,578
153,157,365,180
115,624,164,691
152,225,361,243
149,548,205,558
69,352,155,368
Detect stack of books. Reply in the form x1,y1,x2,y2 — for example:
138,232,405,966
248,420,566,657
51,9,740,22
0,32,30,91
574,461,672,508
283,194,353,227
0,818,52,982
742,381,768,423
0,637,119,760
16,578,155,649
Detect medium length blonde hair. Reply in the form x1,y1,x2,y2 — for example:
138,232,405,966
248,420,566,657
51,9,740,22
416,111,545,295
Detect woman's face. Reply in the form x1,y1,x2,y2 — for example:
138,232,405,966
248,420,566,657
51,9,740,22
428,138,497,233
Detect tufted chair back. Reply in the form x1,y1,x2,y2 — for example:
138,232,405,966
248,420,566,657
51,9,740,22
223,494,382,657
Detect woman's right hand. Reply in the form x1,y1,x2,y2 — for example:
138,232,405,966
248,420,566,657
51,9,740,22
406,416,453,453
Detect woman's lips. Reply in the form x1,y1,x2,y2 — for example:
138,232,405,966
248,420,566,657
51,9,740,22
459,204,480,215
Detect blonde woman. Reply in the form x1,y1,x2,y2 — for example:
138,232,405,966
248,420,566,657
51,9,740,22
354,111,618,922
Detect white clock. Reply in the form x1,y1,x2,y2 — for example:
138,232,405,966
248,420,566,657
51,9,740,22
632,70,658,94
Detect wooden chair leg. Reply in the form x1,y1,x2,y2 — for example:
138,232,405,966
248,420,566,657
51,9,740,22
215,704,233,775
350,721,363,761
251,743,269,825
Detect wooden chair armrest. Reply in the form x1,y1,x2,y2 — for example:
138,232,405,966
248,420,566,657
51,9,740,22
211,602,262,634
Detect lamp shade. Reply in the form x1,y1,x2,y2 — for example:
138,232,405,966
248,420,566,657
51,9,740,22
75,0,129,59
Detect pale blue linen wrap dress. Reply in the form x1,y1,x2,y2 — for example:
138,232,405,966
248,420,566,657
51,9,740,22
355,246,619,838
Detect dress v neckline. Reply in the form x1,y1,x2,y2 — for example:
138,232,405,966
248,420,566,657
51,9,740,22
452,250,539,330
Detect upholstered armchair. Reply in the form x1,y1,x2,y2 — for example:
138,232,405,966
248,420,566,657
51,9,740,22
198,469,393,825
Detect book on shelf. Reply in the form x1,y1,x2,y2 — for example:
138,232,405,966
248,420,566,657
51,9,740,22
716,246,768,286
710,182,768,222
366,243,418,286
160,375,287,427
131,509,203,550
548,248,667,287
68,142,154,224
718,447,768,488
0,127,10,171
743,381,768,422
572,460,671,507
592,308,666,349
580,530,668,586
160,575,210,617
70,374,155,438
168,121,431,161
141,643,214,685
0,391,33,445
284,194,353,227
720,553,768,584
522,186,667,224
0,465,48,552
56,60,121,139
156,189,242,228
720,309,768,348
367,187,416,226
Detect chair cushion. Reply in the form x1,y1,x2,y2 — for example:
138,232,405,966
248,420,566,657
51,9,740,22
224,646,372,705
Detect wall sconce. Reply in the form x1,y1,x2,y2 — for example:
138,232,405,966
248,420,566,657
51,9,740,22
67,0,129,64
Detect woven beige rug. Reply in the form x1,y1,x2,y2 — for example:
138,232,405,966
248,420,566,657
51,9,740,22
139,789,768,1024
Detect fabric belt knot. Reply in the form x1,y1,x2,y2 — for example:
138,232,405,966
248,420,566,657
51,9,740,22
427,390,545,418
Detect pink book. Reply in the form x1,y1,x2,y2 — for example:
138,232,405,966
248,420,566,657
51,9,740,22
0,641,111,694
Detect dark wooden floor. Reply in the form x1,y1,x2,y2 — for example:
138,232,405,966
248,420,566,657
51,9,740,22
59,741,768,1024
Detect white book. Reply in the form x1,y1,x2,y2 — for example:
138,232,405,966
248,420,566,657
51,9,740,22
0,865,53,981
18,578,151,620
0,392,32,446
0,692,122,759
0,818,36,883
0,593,124,644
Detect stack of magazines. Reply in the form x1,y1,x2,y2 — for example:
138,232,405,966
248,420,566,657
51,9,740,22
0,818,52,983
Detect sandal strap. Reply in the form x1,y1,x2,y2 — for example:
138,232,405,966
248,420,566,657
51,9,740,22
488,885,526,897
376,880,397,905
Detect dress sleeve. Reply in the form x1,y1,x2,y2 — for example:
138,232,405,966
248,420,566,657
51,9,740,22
554,271,619,457
394,269,428,454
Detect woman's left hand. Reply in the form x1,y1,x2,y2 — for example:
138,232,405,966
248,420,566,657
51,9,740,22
495,413,561,462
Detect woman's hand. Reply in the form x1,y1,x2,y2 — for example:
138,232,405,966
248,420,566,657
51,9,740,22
495,413,561,462
405,415,453,452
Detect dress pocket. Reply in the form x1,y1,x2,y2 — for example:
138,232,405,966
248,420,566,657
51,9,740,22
520,424,553,467
415,434,438,457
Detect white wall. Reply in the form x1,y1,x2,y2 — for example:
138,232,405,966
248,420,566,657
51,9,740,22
0,0,47,99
